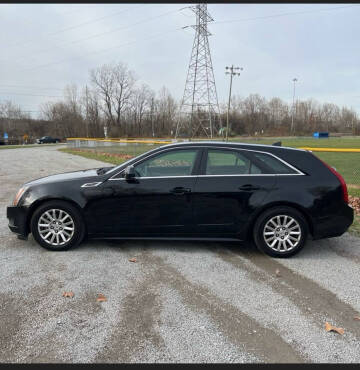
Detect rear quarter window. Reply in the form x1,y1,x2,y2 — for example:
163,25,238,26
251,152,298,174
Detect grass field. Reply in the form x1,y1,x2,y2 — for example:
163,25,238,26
59,148,133,166
350,215,360,236
229,136,360,148
312,152,360,186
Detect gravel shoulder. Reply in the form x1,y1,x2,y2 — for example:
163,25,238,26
1,146,360,363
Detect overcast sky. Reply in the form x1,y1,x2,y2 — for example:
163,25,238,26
1,3,360,118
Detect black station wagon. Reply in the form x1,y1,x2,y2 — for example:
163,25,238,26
7,141,353,257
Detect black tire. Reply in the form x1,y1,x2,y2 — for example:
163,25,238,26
253,206,308,258
30,200,85,251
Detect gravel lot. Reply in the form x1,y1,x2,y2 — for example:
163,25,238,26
1,145,360,363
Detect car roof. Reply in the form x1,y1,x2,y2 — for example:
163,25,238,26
158,140,306,152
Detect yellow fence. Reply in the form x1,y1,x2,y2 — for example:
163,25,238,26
66,138,360,152
66,137,173,145
298,147,360,153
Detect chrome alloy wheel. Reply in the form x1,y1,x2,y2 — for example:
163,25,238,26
263,215,301,252
37,209,75,246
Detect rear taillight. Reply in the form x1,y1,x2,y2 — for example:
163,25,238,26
318,158,348,204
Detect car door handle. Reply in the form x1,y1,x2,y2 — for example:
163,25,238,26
238,184,261,191
170,187,191,195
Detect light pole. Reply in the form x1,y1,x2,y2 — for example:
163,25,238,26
225,65,243,142
291,78,298,134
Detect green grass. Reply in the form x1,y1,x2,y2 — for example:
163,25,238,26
228,136,360,148
59,148,131,166
70,144,159,157
349,215,360,237
230,136,360,187
348,188,360,197
310,152,360,186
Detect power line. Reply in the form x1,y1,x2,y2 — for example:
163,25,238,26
6,4,354,88
4,4,150,50
0,85,64,91
18,7,181,62
49,5,145,36
211,4,359,25
11,4,355,73
0,92,62,98
22,26,183,72
51,4,124,17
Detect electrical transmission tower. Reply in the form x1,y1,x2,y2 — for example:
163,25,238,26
175,3,222,139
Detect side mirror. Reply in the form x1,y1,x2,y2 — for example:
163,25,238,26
124,165,136,180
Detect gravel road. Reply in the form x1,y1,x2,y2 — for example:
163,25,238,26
1,145,360,363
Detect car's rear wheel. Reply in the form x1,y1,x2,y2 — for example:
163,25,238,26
253,206,308,258
30,200,85,251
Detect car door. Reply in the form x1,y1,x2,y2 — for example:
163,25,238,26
84,147,202,236
192,147,277,237
130,147,202,235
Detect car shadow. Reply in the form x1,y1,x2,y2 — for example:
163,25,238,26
76,238,260,256
25,233,353,260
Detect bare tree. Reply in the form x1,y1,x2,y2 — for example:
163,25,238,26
90,62,136,136
81,86,102,137
3,60,360,140
129,84,153,136
156,86,177,136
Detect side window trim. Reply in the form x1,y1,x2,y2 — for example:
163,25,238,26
200,146,304,176
240,151,275,174
246,149,304,175
109,145,305,180
199,147,270,177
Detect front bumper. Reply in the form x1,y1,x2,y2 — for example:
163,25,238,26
7,206,29,238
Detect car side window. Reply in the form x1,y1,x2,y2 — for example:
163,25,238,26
205,149,262,175
134,149,198,177
251,152,298,174
204,149,297,175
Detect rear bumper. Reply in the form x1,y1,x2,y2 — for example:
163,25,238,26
312,203,354,240
7,206,29,238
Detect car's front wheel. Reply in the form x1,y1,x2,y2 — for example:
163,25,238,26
30,200,85,251
253,206,308,258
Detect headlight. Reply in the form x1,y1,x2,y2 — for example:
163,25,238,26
13,186,28,206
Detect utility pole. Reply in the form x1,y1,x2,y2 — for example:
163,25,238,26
291,78,298,134
225,65,243,142
151,96,155,137
85,85,89,138
175,4,221,140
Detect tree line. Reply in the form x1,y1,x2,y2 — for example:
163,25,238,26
1,61,359,143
